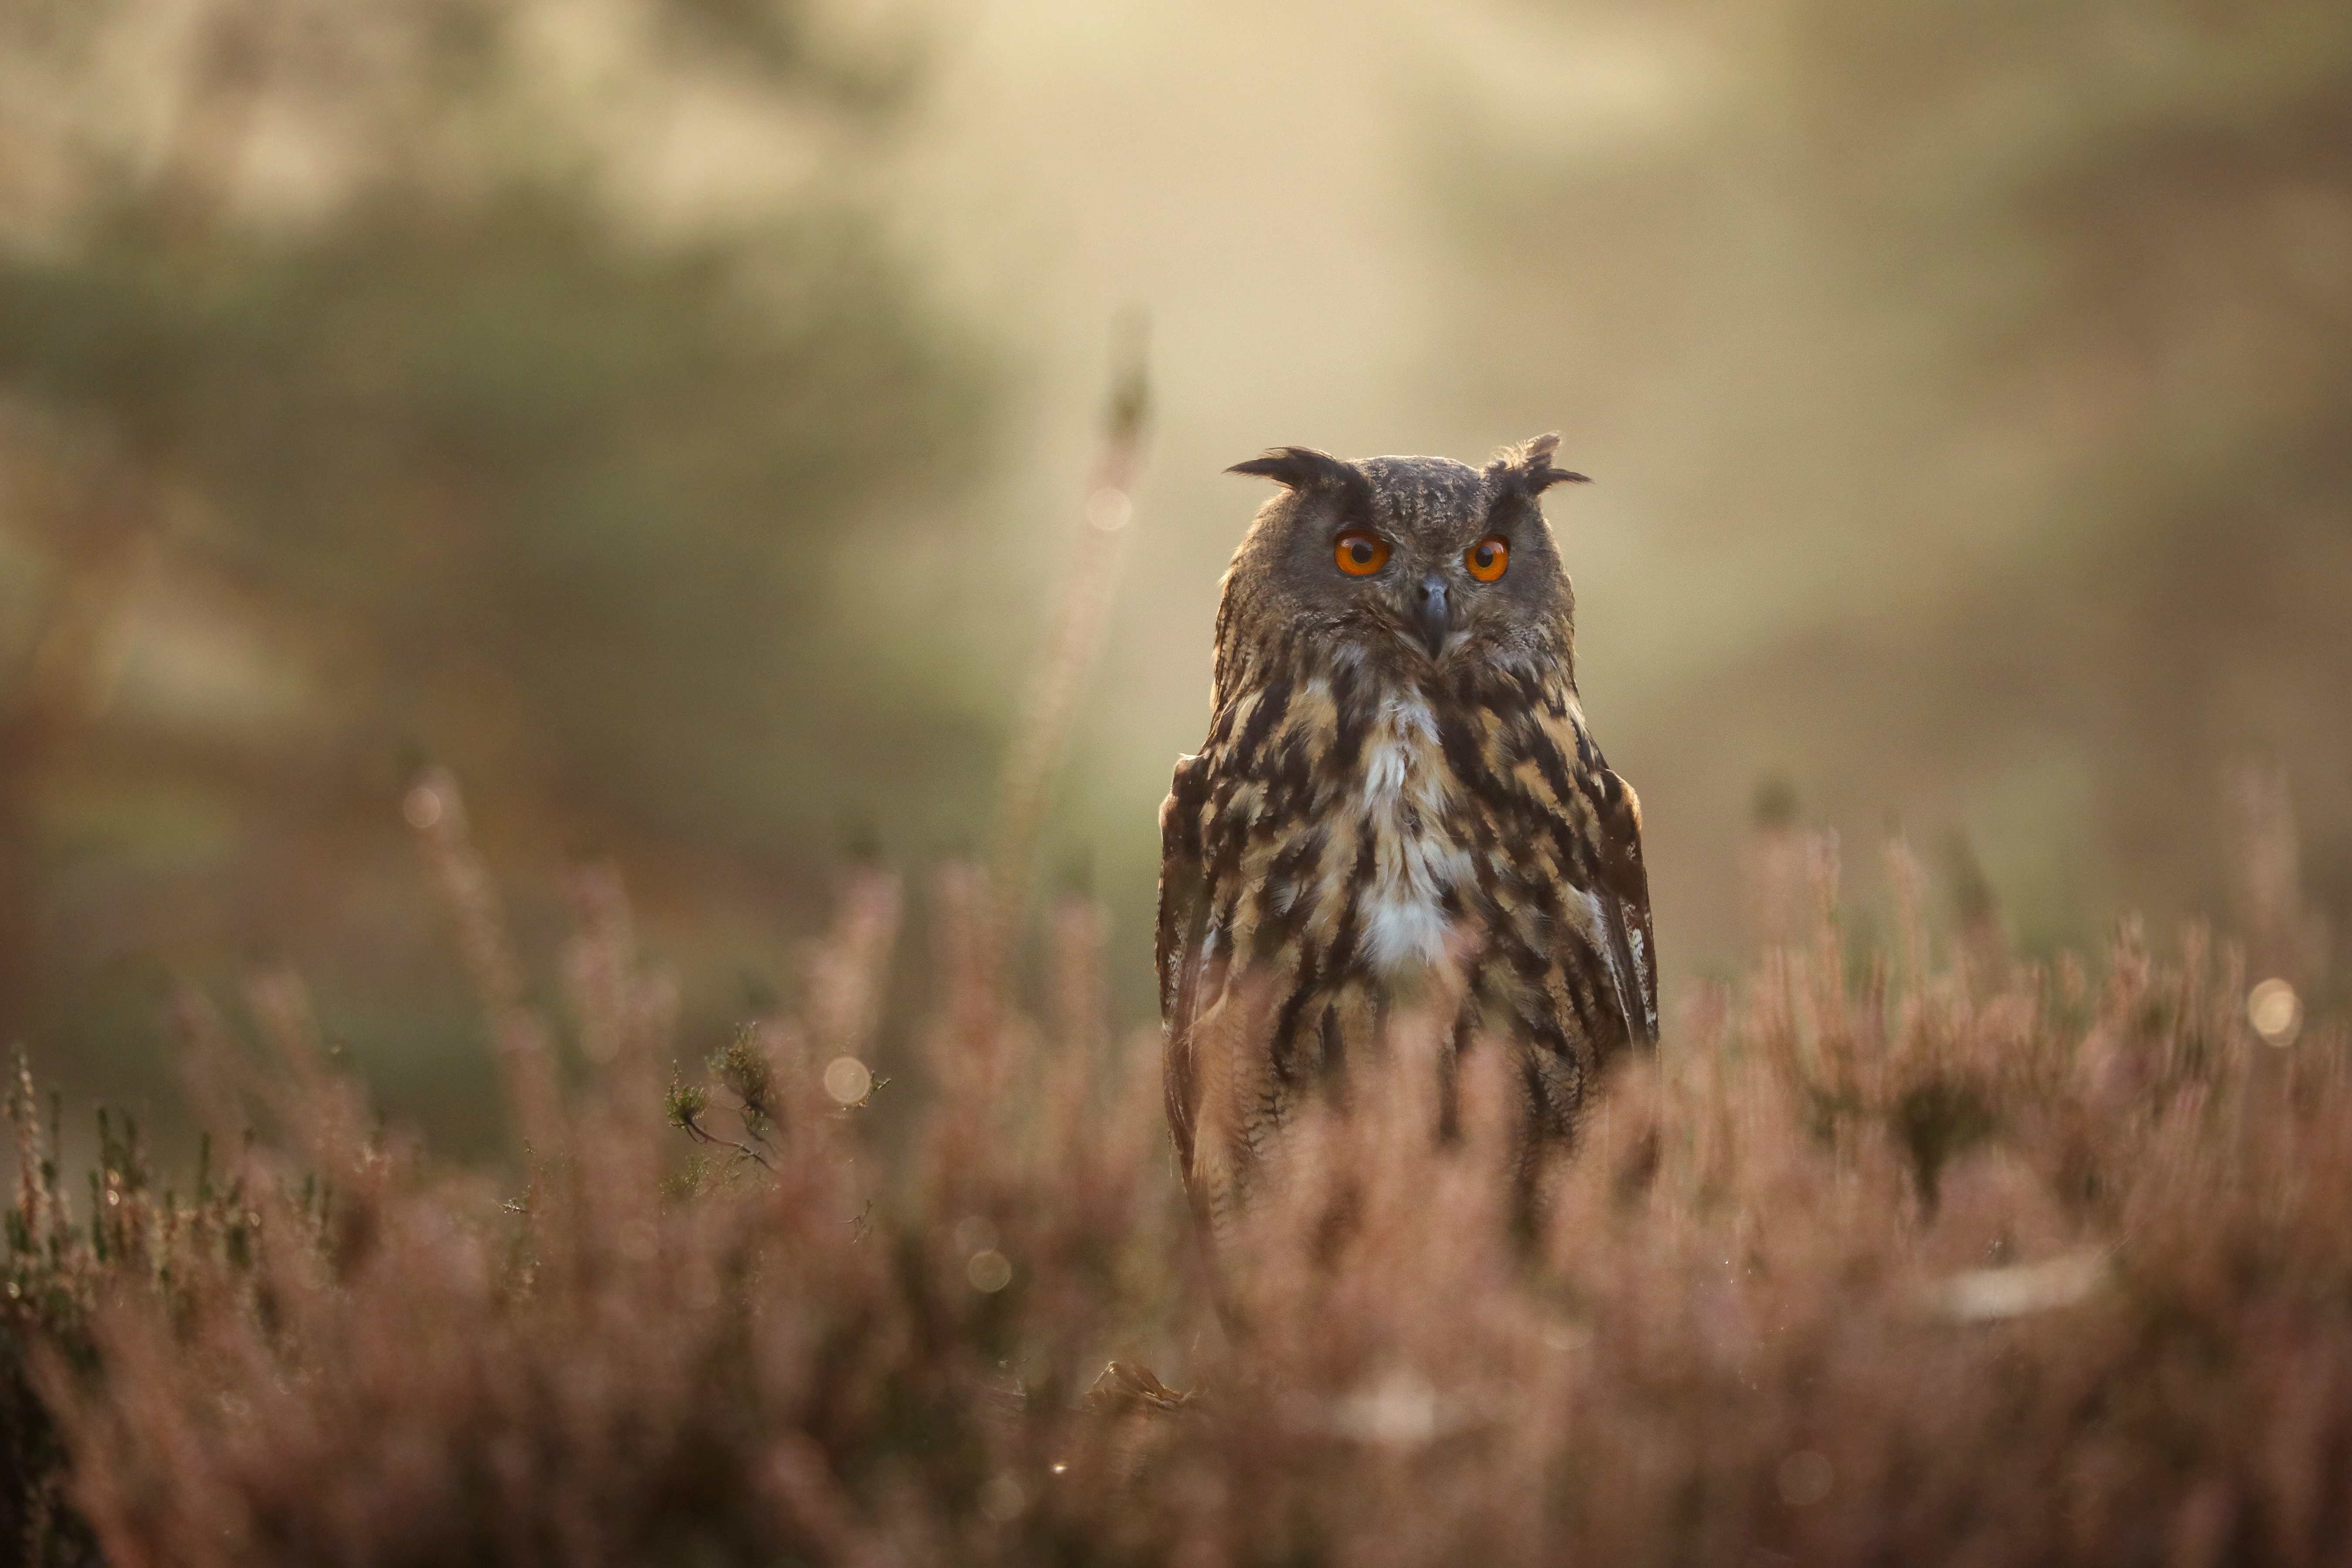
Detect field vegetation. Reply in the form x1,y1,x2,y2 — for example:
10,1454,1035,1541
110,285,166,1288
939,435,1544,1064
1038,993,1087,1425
0,772,2342,1566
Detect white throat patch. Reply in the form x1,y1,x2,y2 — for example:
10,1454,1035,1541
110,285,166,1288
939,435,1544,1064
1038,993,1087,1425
1357,694,1471,974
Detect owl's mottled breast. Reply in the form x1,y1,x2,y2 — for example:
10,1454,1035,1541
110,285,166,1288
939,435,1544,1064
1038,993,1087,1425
1172,637,1633,1051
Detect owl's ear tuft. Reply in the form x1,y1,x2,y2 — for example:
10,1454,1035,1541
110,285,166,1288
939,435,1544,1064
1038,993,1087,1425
1489,431,1590,495
1228,446,1367,503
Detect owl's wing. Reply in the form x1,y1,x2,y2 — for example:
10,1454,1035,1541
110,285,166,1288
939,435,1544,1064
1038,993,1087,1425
1517,696,1659,1052
1588,766,1659,1046
1156,752,1217,1187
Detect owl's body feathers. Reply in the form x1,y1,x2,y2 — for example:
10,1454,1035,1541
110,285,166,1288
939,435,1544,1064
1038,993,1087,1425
1158,436,1655,1247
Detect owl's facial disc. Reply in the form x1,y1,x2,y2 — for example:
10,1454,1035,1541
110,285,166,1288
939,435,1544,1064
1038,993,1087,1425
1226,441,1582,691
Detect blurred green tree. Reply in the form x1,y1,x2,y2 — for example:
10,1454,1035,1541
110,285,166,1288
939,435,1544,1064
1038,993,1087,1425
0,0,998,1062
1783,0,2352,930
1433,0,2352,952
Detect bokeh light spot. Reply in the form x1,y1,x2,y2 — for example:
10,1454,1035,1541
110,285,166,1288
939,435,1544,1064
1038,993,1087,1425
1778,1450,1833,1505
1540,1318,1591,1352
822,1055,873,1105
977,1472,1025,1521
1084,487,1132,532
401,786,443,830
2248,978,2302,1047
966,1249,1013,1293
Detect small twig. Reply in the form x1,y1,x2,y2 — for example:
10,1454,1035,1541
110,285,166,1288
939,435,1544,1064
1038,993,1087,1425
679,1114,774,1172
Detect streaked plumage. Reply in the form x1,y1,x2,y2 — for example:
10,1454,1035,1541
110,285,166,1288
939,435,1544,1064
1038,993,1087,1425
1157,434,1656,1247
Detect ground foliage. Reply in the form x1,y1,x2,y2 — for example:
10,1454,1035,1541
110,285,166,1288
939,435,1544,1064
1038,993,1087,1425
0,784,2344,1567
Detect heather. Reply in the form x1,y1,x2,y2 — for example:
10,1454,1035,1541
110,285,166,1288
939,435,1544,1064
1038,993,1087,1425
0,777,2342,1567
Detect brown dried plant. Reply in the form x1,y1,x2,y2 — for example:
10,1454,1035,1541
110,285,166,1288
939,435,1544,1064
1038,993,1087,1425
0,782,2343,1566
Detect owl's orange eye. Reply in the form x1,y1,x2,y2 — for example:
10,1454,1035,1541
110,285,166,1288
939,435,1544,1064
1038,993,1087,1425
1333,531,1389,576
1465,534,1509,582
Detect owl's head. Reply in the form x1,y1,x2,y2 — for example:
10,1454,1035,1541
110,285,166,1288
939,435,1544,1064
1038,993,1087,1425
1217,433,1588,689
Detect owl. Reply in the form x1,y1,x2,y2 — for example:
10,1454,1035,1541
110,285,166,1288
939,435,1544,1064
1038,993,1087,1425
1156,433,1656,1252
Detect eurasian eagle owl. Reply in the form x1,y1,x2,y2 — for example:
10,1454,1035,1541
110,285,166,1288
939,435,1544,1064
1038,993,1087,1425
1157,434,1657,1247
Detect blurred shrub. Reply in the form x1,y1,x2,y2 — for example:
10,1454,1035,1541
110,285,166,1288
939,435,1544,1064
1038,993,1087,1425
0,192,994,838
1,798,2347,1565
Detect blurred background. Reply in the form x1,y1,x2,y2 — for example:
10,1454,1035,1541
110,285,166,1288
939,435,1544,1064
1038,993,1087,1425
2,0,2347,1155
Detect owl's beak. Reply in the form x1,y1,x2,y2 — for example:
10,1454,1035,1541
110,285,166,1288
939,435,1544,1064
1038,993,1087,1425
1413,576,1453,661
